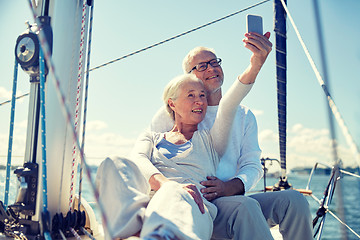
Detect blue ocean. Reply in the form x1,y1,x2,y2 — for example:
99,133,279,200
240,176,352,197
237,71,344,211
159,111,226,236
1,166,359,240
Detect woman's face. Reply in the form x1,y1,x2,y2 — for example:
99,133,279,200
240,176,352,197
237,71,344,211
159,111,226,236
169,80,208,125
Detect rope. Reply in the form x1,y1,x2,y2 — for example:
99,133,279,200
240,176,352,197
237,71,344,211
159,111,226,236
279,0,360,168
310,194,360,239
69,227,82,240
0,93,29,107
81,227,96,240
58,230,66,240
26,0,113,237
78,2,94,211
315,172,337,239
3,59,19,209
312,0,339,164
281,3,353,236
69,0,88,212
340,169,360,179
39,47,51,240
88,0,271,72
310,193,329,240
7,0,272,104
327,206,360,239
44,229,52,240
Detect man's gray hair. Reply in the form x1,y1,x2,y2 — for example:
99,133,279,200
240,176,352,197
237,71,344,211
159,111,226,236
163,74,204,120
182,46,216,73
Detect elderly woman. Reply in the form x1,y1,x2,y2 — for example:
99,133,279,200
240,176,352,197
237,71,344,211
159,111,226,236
96,73,253,240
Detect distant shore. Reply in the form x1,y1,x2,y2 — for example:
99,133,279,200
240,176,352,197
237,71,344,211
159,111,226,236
290,166,360,175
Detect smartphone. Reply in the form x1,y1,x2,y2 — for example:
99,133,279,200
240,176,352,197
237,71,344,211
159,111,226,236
246,14,263,35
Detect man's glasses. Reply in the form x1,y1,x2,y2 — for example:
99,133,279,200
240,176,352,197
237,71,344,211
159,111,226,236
188,58,222,73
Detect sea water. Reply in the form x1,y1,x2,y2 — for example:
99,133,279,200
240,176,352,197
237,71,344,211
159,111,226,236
1,167,359,240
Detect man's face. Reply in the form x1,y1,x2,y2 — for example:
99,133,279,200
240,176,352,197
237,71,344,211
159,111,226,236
189,51,224,95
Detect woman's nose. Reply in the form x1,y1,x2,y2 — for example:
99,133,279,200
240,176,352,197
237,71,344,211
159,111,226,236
195,98,205,105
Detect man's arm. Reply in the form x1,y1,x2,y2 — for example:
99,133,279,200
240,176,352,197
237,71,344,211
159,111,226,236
201,108,262,201
150,106,174,132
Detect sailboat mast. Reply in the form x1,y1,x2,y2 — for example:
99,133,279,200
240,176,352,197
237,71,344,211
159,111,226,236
39,0,89,218
312,1,347,239
8,0,91,236
274,0,288,182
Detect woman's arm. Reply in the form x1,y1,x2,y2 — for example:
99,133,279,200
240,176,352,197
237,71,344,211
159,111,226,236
210,32,272,157
130,131,162,181
210,81,253,157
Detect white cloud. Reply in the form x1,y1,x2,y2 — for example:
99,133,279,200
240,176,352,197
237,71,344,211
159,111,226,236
86,120,108,131
83,132,136,165
2,121,357,169
0,117,137,167
259,124,357,170
0,128,27,166
251,109,264,117
0,128,136,167
0,86,26,104
0,86,11,99
259,129,278,142
80,120,137,165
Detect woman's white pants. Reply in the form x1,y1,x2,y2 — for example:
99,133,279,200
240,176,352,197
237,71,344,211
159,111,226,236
96,157,213,240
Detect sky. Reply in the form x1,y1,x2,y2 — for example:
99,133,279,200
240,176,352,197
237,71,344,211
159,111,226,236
0,0,359,171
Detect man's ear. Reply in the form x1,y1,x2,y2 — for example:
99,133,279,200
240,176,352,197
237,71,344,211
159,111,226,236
168,98,176,111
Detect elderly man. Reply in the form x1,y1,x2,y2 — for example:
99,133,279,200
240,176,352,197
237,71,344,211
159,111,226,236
150,32,313,240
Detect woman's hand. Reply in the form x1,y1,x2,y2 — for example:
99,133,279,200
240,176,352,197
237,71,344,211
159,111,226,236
243,32,272,71
182,183,205,214
149,173,170,191
238,32,272,85
150,174,205,214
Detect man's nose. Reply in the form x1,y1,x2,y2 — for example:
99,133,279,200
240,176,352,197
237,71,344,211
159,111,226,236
206,64,216,71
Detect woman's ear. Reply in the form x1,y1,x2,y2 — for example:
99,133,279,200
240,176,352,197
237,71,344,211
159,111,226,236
168,98,176,111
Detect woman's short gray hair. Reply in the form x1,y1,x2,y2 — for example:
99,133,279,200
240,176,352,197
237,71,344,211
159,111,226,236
182,46,216,73
163,74,203,120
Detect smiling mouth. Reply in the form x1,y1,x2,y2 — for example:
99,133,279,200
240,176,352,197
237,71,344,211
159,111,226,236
206,75,218,80
192,109,203,113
